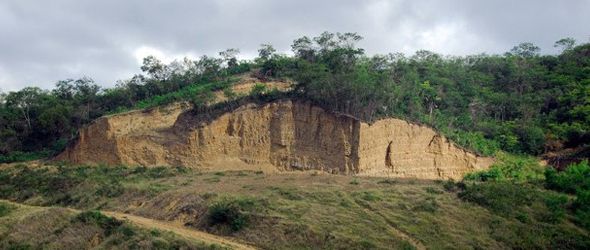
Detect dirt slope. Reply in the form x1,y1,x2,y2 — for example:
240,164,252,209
103,211,256,250
56,81,492,179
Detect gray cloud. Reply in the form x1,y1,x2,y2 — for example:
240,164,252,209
1,0,589,91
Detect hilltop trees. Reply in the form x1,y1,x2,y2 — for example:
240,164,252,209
0,33,588,162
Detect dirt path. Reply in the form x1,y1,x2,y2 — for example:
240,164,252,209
0,200,256,250
102,211,256,250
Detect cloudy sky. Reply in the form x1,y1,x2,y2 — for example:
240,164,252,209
1,0,589,91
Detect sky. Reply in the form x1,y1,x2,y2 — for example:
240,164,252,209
1,0,589,91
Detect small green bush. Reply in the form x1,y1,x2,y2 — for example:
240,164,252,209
464,152,544,182
74,211,122,235
542,194,568,223
459,182,537,217
442,179,458,192
0,202,15,217
414,197,438,213
545,160,590,194
207,196,260,231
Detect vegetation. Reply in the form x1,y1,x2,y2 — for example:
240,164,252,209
0,203,220,249
0,164,188,207
0,164,588,249
461,155,590,232
0,31,589,248
1,32,589,162
545,160,590,229
207,196,263,232
464,152,545,182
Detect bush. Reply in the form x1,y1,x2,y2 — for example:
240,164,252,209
74,211,122,235
545,160,590,194
0,150,51,163
574,189,590,229
448,131,500,156
542,194,568,223
459,182,537,217
207,197,260,231
0,202,15,217
464,152,544,182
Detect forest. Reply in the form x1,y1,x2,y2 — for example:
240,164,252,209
0,32,588,165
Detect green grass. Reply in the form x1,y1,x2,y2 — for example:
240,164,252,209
0,163,589,249
207,196,264,232
0,202,15,217
0,204,221,249
0,164,189,207
106,79,236,116
464,152,545,182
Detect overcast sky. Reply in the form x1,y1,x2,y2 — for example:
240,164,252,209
1,0,589,91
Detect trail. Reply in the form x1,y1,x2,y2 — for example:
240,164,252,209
0,200,256,250
102,211,257,250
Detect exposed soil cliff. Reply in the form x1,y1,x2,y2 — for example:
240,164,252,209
56,98,492,179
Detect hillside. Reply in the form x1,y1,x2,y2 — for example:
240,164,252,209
1,31,589,249
56,97,492,179
0,163,589,249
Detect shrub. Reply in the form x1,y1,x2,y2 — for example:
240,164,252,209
442,179,460,192
414,197,438,213
464,152,544,182
250,83,267,96
542,194,568,223
574,189,590,229
0,150,51,163
207,197,260,231
545,160,590,194
459,182,537,217
0,202,15,217
74,211,122,235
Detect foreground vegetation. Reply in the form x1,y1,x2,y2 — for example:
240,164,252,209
0,200,221,249
0,161,588,249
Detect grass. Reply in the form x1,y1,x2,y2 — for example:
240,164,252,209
464,152,545,182
0,202,220,249
207,196,263,232
0,163,589,249
0,164,189,208
0,202,15,217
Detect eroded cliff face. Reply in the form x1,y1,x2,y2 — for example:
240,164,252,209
56,100,492,179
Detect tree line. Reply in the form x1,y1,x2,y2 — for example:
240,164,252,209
1,32,588,162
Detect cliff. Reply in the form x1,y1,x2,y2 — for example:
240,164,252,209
56,99,492,179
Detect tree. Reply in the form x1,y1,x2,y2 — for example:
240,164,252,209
219,48,240,69
554,38,576,52
141,55,168,80
291,36,315,61
53,79,75,100
257,44,276,61
4,87,43,130
73,77,100,123
509,42,541,57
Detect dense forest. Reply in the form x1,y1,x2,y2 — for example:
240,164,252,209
0,32,588,164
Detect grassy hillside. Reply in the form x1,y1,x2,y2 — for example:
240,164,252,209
0,200,222,249
0,160,588,249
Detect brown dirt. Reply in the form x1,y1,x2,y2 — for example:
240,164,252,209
56,82,492,179
103,211,257,250
0,199,255,250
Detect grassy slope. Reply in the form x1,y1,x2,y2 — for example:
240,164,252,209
0,200,222,249
0,163,588,249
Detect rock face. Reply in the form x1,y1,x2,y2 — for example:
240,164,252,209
56,100,493,179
